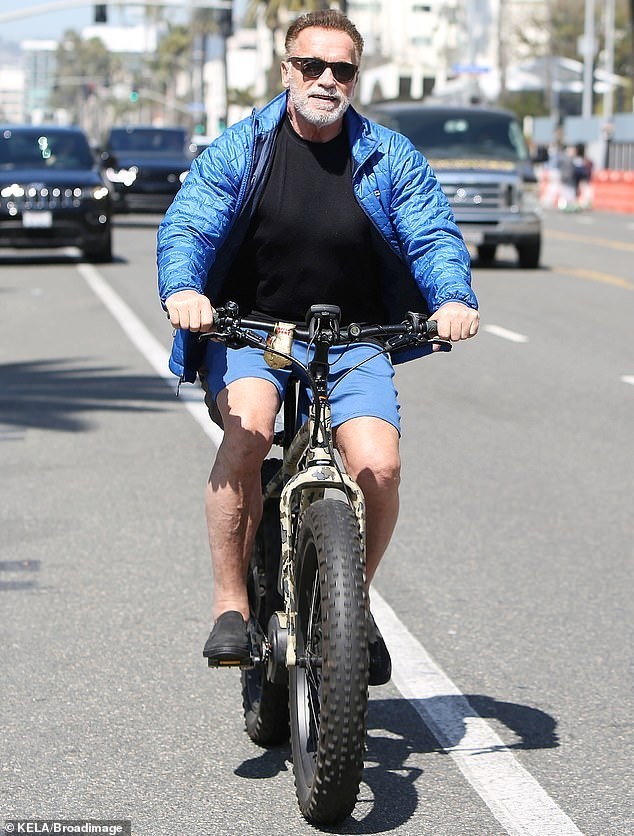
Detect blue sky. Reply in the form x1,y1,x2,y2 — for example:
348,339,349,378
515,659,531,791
1,1,246,45
2,2,99,42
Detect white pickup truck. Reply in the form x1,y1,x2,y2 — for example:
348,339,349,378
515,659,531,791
364,102,542,269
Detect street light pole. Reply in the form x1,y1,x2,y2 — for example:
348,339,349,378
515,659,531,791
603,0,616,120
581,0,595,117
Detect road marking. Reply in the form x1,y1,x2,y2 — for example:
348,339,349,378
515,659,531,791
552,266,634,291
81,264,582,836
77,263,222,447
546,228,634,254
373,591,583,836
483,324,529,343
622,376,634,386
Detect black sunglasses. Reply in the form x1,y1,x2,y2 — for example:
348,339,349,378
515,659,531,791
288,57,358,84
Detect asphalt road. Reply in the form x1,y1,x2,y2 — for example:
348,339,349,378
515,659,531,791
1,208,632,836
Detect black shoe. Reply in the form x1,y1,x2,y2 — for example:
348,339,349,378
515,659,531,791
368,613,392,686
203,610,251,667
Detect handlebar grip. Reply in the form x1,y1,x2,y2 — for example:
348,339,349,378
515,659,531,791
425,318,438,339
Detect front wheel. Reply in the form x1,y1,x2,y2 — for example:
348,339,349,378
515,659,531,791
477,244,497,265
83,229,113,263
517,237,541,269
290,499,368,825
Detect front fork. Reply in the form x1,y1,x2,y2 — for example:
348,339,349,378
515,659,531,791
276,400,366,668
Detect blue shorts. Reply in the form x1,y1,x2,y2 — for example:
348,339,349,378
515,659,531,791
199,334,401,433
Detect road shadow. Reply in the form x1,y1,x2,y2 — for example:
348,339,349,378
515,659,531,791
113,214,164,231
234,693,559,833
0,252,128,266
470,255,552,272
0,357,176,433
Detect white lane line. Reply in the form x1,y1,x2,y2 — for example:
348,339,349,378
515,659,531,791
484,324,529,343
77,263,222,447
372,591,583,836
81,265,581,836
622,376,634,386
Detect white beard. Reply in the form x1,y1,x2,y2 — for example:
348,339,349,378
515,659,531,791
288,79,351,128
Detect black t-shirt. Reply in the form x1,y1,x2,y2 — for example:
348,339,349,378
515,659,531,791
223,118,385,326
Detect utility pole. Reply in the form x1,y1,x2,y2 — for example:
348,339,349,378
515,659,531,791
603,0,615,120
581,0,595,117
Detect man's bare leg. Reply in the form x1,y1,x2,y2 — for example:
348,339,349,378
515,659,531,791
335,416,399,685
205,378,280,622
335,416,401,586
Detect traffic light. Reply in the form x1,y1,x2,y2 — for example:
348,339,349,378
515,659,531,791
94,5,107,24
129,90,139,103
213,6,233,38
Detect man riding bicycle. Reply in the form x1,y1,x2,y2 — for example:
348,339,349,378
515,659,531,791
157,10,479,685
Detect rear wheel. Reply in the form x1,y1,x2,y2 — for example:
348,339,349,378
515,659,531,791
241,459,289,746
289,499,368,825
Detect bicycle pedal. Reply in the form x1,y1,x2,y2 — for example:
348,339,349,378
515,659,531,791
206,657,253,669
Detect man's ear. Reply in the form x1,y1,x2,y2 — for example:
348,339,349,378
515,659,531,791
280,61,290,89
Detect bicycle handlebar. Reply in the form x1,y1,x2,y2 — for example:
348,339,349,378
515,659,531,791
200,301,446,350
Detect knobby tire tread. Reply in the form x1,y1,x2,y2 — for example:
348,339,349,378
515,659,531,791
290,499,369,825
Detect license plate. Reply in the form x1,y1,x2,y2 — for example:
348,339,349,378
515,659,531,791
22,211,52,228
460,227,484,245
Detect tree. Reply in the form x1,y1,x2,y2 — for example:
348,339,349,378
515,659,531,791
509,0,632,115
51,31,122,134
147,24,192,125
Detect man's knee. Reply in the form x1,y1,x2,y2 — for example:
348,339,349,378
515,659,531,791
336,418,400,487
357,453,401,493
341,443,401,494
221,416,273,465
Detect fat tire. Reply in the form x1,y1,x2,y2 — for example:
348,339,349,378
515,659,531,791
241,459,289,746
290,499,368,825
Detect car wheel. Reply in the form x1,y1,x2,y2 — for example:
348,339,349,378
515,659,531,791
84,233,112,263
477,244,497,265
517,238,541,269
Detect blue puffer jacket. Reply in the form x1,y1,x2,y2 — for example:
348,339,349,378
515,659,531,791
157,92,477,382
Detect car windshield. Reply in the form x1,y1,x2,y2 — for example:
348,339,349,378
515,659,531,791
378,111,529,162
108,128,187,154
0,128,94,170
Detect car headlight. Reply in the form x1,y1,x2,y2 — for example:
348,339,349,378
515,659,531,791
91,186,110,200
1,183,25,199
519,180,540,213
105,166,138,186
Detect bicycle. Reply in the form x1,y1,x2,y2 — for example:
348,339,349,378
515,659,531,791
201,301,447,824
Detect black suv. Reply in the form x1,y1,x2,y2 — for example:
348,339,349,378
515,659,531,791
0,125,113,262
364,103,542,268
101,125,193,213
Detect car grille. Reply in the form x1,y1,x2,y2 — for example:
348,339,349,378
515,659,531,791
440,181,518,211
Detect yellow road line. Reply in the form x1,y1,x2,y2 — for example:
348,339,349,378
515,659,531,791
553,266,633,290
546,228,634,254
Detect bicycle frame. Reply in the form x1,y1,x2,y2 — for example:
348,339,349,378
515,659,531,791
261,308,367,668
201,301,446,674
